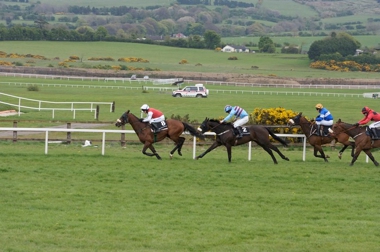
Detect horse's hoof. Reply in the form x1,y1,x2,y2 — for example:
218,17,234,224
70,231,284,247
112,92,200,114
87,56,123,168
285,157,290,161
178,152,182,156
375,162,379,166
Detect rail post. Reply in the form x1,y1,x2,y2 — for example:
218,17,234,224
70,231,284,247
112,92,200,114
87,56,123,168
112,101,115,112
96,105,99,120
67,122,71,144
13,121,17,142
121,124,126,147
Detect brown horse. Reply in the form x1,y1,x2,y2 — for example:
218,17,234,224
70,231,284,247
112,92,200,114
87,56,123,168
288,112,355,162
115,110,204,160
331,119,379,166
196,118,289,164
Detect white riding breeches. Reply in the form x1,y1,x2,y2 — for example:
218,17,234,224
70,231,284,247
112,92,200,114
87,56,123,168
150,115,165,124
369,121,380,129
316,120,333,126
233,116,249,127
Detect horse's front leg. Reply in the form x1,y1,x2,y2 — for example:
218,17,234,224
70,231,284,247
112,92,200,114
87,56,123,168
338,144,349,159
363,149,379,166
142,142,161,160
349,147,363,166
196,141,221,160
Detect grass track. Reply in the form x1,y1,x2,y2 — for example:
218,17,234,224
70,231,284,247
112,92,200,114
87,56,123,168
1,143,380,251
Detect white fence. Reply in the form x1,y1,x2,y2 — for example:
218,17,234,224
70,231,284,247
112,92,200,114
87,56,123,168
0,92,114,119
0,127,308,161
1,82,366,98
1,72,380,90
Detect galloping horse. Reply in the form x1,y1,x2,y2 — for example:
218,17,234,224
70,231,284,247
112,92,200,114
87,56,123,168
288,112,355,162
196,118,289,164
115,110,204,160
331,119,379,166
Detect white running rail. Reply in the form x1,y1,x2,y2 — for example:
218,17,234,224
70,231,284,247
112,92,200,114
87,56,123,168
0,92,114,119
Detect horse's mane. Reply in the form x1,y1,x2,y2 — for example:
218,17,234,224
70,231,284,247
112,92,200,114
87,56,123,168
209,118,232,125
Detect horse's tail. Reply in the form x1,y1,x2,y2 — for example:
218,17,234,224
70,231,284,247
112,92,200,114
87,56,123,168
266,127,288,147
183,122,205,140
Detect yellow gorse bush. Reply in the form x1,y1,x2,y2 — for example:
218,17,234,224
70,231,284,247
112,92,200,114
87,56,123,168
118,57,149,63
251,107,303,138
310,60,380,72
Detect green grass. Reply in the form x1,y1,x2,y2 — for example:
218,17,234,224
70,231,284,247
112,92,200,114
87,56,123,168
222,35,380,51
0,41,379,79
1,76,379,124
0,142,379,251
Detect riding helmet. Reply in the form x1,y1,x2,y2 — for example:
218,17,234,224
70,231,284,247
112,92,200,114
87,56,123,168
315,103,323,109
141,104,149,111
224,105,232,113
362,106,370,114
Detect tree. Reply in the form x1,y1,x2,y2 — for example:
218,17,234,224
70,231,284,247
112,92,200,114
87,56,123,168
203,30,221,49
308,32,360,60
95,26,108,40
258,36,275,53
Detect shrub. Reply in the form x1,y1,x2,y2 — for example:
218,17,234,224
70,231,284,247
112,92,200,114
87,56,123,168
228,56,238,60
27,84,39,91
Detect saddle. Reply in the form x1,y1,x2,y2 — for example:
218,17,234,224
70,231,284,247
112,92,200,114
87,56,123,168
233,126,250,137
150,120,168,133
365,126,380,140
312,125,331,137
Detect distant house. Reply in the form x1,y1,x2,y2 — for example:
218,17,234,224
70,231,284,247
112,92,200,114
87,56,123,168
221,45,250,53
173,33,187,39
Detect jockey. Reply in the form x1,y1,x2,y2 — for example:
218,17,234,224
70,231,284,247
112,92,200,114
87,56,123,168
354,106,380,138
315,103,333,136
220,105,249,138
140,104,165,133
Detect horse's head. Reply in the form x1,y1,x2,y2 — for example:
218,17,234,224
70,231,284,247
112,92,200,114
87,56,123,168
288,112,303,126
330,119,346,136
115,110,130,127
197,117,210,133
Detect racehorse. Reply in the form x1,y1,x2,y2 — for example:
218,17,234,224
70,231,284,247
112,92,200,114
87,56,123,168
288,112,355,162
196,118,289,164
330,119,379,166
115,110,204,160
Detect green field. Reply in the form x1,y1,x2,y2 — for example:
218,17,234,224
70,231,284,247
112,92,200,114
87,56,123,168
1,74,380,251
0,41,379,79
1,76,379,124
222,35,380,51
1,142,380,252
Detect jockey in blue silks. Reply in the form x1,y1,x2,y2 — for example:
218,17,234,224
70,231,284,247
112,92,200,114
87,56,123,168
315,103,333,136
220,105,249,138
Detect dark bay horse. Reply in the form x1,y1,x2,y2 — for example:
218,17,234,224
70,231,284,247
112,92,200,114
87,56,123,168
196,118,289,164
115,110,204,160
288,112,355,162
331,119,379,166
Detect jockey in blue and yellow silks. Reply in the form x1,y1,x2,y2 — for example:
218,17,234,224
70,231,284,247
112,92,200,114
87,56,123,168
315,103,333,136
220,105,249,138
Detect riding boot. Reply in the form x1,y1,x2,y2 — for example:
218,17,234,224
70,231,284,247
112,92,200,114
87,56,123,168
236,126,243,139
150,123,157,133
316,125,321,136
371,128,379,139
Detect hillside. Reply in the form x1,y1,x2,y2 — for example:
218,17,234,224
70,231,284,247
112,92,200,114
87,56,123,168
1,0,380,38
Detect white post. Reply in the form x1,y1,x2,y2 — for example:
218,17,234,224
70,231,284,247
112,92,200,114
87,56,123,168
102,132,106,155
45,131,49,154
248,141,252,161
193,136,197,159
302,136,307,161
